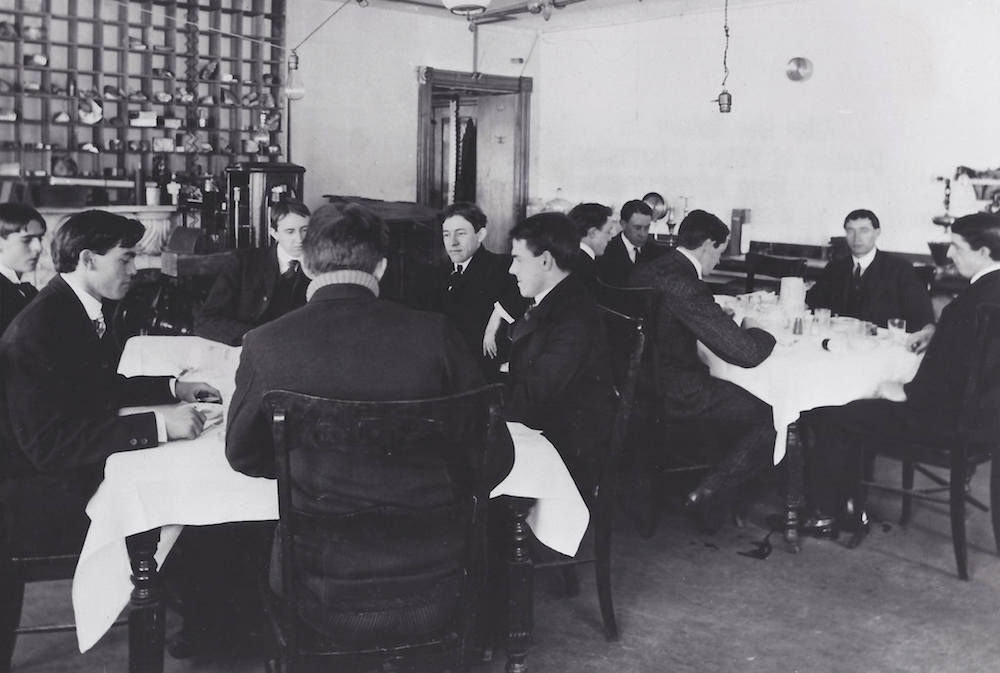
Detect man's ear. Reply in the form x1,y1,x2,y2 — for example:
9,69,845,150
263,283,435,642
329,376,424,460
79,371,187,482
78,249,94,269
269,227,279,242
540,250,554,270
374,257,388,281
476,227,488,244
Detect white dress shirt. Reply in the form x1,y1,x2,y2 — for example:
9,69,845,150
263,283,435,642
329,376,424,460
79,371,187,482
971,261,1000,285
621,233,640,264
852,247,878,276
0,262,23,284
579,241,596,260
276,245,302,275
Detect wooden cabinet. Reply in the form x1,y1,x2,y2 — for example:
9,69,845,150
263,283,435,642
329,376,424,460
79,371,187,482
0,0,286,193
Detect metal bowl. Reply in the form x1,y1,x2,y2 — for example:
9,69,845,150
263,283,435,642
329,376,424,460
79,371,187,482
642,192,668,221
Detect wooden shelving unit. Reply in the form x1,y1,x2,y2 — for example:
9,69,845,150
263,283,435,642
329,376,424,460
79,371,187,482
0,0,286,186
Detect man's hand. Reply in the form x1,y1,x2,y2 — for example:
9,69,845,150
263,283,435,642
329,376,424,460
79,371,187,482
875,381,907,402
741,316,768,332
175,380,222,403
163,405,206,441
482,307,504,358
905,324,936,354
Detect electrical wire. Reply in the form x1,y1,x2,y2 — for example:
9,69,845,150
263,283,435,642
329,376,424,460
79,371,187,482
721,0,730,88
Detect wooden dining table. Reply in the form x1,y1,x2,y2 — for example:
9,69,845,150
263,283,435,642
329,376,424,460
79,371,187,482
74,336,589,673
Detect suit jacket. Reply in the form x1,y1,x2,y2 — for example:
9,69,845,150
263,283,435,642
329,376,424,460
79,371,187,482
573,248,598,291
427,246,525,380
195,246,307,346
806,250,934,330
0,275,174,551
631,249,776,419
903,270,1000,434
506,274,617,468
597,233,666,287
0,274,37,334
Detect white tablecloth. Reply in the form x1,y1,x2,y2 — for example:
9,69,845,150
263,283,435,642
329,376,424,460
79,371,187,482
73,336,588,652
699,317,922,464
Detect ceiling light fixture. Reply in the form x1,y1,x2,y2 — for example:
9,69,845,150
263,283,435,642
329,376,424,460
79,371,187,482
442,0,492,17
712,0,732,113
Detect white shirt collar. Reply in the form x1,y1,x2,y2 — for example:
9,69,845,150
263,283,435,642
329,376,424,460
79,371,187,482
676,247,704,280
533,275,570,307
0,262,21,285
60,273,104,321
852,247,878,274
276,245,301,274
971,261,1000,285
579,241,596,260
620,233,640,263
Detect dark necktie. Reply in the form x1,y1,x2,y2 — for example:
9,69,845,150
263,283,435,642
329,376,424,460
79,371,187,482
448,264,463,292
93,314,106,339
283,259,300,280
16,282,35,298
853,263,862,282
523,299,537,321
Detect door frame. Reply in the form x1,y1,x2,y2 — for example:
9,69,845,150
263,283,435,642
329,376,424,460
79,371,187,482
416,67,532,227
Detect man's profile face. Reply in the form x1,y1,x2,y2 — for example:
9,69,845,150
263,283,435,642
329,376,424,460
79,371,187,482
0,220,45,275
844,217,879,257
587,219,615,257
622,213,652,248
270,213,309,259
442,215,485,265
947,232,992,278
509,238,548,299
86,244,137,300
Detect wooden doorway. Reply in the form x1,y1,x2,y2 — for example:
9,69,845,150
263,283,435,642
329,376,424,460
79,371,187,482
417,68,532,253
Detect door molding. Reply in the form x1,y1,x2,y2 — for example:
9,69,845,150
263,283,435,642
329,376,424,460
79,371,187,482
416,67,532,229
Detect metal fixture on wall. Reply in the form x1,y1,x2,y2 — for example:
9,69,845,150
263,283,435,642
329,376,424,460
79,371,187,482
785,57,813,82
713,0,732,113
443,0,492,16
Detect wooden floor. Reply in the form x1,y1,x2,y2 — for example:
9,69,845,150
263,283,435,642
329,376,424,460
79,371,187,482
10,457,1000,673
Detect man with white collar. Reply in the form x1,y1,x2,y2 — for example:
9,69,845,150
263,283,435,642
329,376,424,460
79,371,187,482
505,212,617,487
807,209,934,331
568,201,614,287
631,210,776,533
597,199,664,286
195,200,311,345
803,212,1000,538
0,210,217,559
0,203,46,333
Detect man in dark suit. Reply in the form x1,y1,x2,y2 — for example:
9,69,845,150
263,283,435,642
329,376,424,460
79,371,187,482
568,202,614,288
0,203,45,333
505,212,617,487
631,210,777,531
803,213,1000,533
226,203,514,640
806,209,934,330
195,200,311,345
0,210,217,556
427,202,524,381
597,199,665,286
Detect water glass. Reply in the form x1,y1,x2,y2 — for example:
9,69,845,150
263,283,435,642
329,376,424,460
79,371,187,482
887,318,907,345
815,308,832,329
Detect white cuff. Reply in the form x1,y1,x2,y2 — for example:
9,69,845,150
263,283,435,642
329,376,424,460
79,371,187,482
493,302,515,324
154,411,168,443
169,376,178,398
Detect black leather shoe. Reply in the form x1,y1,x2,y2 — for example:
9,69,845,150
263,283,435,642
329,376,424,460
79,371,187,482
799,511,838,539
685,488,727,535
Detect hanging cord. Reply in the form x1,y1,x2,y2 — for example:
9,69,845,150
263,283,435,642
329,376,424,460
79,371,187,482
100,0,351,53
721,0,730,88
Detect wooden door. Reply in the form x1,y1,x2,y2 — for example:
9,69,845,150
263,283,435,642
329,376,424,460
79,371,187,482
476,93,519,253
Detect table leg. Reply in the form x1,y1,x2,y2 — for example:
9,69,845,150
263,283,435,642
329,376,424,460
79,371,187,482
785,423,804,553
506,498,534,673
126,529,164,673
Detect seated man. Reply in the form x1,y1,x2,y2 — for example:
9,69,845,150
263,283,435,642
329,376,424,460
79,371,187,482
226,203,514,639
803,213,1000,533
0,210,217,556
427,202,524,381
597,199,664,286
195,200,311,345
807,209,934,330
505,212,617,487
568,202,615,287
0,203,46,333
631,210,777,532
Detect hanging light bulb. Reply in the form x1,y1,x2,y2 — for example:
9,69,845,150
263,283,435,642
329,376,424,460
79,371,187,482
285,50,305,101
442,0,491,16
714,0,732,113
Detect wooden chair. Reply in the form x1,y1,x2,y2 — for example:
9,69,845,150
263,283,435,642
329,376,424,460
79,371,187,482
743,252,808,293
260,384,504,673
527,281,656,642
853,303,1000,579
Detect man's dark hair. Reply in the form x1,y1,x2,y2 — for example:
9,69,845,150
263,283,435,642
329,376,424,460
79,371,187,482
620,199,652,224
303,203,389,275
568,202,612,240
0,203,45,238
677,209,730,250
441,202,487,231
269,200,311,230
952,212,1000,261
844,209,880,229
510,212,578,271
52,210,144,273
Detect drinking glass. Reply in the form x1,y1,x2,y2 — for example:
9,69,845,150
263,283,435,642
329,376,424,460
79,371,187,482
814,308,832,329
887,318,907,345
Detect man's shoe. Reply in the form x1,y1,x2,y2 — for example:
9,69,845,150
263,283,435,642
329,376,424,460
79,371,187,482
799,511,838,539
685,487,727,535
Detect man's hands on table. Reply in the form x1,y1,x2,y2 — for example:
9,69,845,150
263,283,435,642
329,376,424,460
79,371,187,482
741,316,768,332
875,380,907,402
162,381,222,440
175,381,222,403
905,324,935,354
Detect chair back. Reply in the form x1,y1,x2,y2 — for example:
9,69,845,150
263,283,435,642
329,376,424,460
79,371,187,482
744,252,808,293
956,303,1000,451
263,384,504,662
